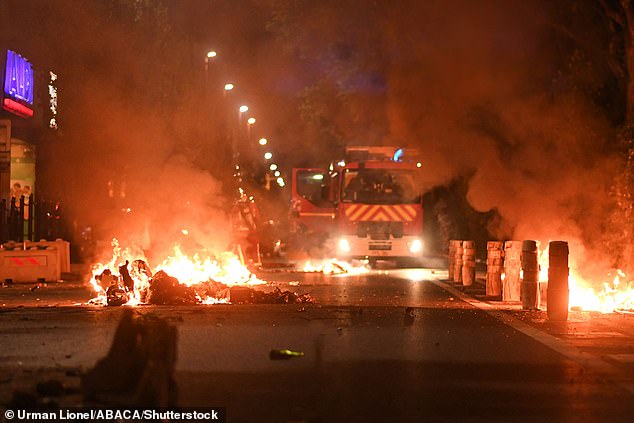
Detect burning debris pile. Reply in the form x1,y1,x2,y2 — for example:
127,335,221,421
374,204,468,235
89,239,313,306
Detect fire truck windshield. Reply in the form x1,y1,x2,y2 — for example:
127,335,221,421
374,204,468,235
342,169,420,204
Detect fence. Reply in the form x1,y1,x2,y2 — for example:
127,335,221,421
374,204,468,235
0,195,64,243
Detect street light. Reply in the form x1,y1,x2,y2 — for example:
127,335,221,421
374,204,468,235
274,170,281,177
239,105,249,113
264,152,273,160
259,138,268,146
207,51,217,59
247,117,256,125
269,163,278,171
277,177,285,187
224,83,234,91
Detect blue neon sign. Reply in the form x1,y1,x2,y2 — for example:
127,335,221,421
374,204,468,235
4,50,34,105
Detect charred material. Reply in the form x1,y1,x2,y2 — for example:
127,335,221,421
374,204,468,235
118,260,134,292
106,284,128,306
147,270,199,305
252,287,314,304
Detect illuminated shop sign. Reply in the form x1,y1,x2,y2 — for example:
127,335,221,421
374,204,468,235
2,50,34,118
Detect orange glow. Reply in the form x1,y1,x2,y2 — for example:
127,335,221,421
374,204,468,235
300,258,370,275
89,239,263,305
537,245,633,313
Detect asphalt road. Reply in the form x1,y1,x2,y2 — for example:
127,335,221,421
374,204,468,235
1,268,634,422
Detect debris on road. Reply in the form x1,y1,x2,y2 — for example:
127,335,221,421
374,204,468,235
269,349,305,360
147,270,198,305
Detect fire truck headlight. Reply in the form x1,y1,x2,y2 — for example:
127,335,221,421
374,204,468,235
409,239,423,254
338,238,351,253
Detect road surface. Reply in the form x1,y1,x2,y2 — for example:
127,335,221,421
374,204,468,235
1,267,634,422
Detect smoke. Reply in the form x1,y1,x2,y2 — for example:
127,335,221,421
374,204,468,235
379,0,620,273
2,1,235,263
5,0,625,275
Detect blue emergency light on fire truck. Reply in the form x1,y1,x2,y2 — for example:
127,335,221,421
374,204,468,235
291,146,424,261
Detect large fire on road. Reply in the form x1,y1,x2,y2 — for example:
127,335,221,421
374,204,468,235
89,239,264,306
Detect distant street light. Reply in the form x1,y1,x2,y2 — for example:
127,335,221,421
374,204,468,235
239,105,249,113
207,51,217,59
247,117,256,125
264,152,273,160
258,138,268,146
274,170,281,177
224,83,234,91
277,177,285,187
269,163,278,171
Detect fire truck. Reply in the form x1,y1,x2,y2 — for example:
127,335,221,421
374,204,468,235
291,146,424,263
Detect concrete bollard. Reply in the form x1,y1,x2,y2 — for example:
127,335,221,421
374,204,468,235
448,240,459,281
521,240,539,310
547,241,569,321
503,241,522,301
486,241,503,297
461,240,476,287
453,241,463,283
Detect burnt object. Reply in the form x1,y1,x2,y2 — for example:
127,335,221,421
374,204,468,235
147,271,199,305
119,260,135,291
81,309,178,406
106,284,128,306
132,259,153,279
547,241,569,321
253,287,314,304
229,286,253,304
96,269,118,291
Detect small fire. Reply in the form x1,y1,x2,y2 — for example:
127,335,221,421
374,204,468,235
89,239,263,306
537,246,633,313
299,258,370,275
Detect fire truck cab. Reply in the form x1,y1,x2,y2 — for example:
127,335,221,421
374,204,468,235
291,146,424,262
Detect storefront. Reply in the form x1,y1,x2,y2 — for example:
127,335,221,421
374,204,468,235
0,48,57,200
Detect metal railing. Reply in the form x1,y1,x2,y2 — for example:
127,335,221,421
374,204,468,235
0,195,64,243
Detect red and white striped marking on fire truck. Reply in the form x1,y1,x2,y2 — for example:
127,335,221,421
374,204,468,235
344,204,417,222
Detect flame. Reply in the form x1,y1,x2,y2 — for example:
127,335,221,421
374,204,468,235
89,238,263,305
299,258,370,275
537,245,633,313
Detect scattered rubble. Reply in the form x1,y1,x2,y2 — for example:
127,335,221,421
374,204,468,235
147,271,198,305
92,264,313,306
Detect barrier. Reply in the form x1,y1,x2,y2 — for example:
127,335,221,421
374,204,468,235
461,240,476,287
547,241,569,321
503,241,521,301
453,241,463,283
521,240,539,310
448,240,459,281
486,241,503,297
0,239,70,282
0,248,60,282
24,239,70,273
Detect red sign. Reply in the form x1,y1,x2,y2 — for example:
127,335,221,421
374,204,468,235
3,98,33,117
